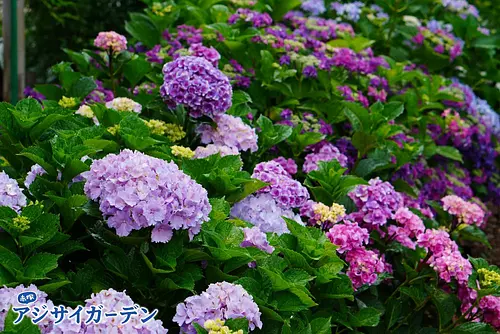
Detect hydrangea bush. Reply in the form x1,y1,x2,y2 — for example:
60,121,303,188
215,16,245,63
4,0,500,332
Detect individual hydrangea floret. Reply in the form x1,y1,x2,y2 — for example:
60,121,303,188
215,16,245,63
82,149,211,242
105,97,142,113
173,282,262,334
94,31,128,53
326,221,369,253
194,145,240,159
160,56,233,118
345,247,387,289
230,193,302,235
241,226,274,254
303,143,349,173
0,284,54,333
442,195,485,227
0,171,27,212
348,178,403,227
196,114,258,152
252,161,309,209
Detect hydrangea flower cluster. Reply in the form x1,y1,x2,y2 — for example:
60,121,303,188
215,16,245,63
196,114,258,153
187,43,221,67
272,157,297,175
228,9,273,28
331,2,364,22
24,86,45,102
410,24,464,61
326,221,369,253
300,200,346,230
173,282,262,334
252,161,309,209
230,193,302,235
303,143,348,173
84,80,114,104
387,207,426,250
417,229,472,284
301,0,326,15
25,164,47,189
75,105,99,125
204,319,243,334
160,56,233,118
344,247,387,289
106,97,142,113
82,149,211,242
94,31,128,53
0,284,54,333
348,178,403,227
0,171,27,212
441,195,485,227
194,144,239,159
278,112,333,136
241,226,274,254
479,296,500,330
171,145,196,159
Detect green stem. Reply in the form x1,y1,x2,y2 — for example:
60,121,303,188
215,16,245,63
108,49,116,95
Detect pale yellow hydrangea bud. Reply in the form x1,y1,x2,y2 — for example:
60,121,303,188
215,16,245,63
76,105,95,119
171,145,195,159
107,125,120,136
478,268,500,287
58,96,78,108
12,216,30,232
164,123,186,142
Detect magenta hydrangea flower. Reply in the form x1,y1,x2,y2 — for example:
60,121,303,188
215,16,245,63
0,284,54,333
196,114,258,152
160,56,232,118
241,226,274,254
230,193,302,235
326,221,369,253
173,282,262,334
0,171,27,212
442,195,485,227
388,207,426,249
303,143,349,173
272,157,297,175
417,229,458,255
479,296,500,330
348,178,403,227
252,161,309,209
94,31,127,53
428,250,472,284
82,149,211,242
228,9,273,28
345,247,387,289
193,144,240,159
188,44,221,67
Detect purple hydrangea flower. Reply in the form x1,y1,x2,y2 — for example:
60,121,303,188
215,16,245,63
331,2,364,22
25,164,47,189
229,9,273,28
230,193,302,235
326,221,369,253
82,149,211,242
193,144,240,159
241,226,274,254
24,86,45,102
272,157,298,176
0,171,27,212
85,80,114,104
173,282,262,334
188,44,221,67
160,56,232,118
303,143,349,173
301,0,326,15
196,114,258,152
252,161,309,209
302,65,318,78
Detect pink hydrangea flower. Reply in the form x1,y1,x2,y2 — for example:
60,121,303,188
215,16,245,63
442,195,485,227
479,296,500,330
94,31,127,53
326,221,369,253
345,247,387,289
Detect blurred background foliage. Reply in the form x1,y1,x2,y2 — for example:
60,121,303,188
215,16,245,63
25,0,146,83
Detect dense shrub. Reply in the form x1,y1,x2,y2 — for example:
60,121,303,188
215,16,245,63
5,0,500,333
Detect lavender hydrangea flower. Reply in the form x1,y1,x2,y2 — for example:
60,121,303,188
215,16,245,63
252,161,309,209
241,226,274,254
160,56,232,118
301,0,326,15
193,144,240,159
303,143,349,173
230,193,302,235
272,157,297,175
188,44,221,67
82,149,211,242
173,282,262,334
196,114,258,152
0,284,54,333
331,2,364,22
25,164,47,189
0,171,27,212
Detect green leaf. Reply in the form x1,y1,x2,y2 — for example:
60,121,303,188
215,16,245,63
124,57,152,86
209,198,230,221
125,13,160,48
451,322,496,333
430,287,458,328
69,77,97,98
343,102,370,132
435,146,463,162
349,308,381,327
271,0,301,20
2,308,41,334
381,102,405,120
22,213,60,254
23,253,61,280
33,84,63,101
38,280,71,293
0,245,23,277
310,317,331,334
225,318,249,334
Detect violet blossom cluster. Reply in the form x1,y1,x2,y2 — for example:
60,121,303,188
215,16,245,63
278,111,333,136
252,161,309,209
303,142,348,173
388,207,426,250
94,31,127,53
82,149,211,242
228,8,273,28
348,178,403,227
0,171,27,212
417,229,472,284
410,24,464,61
331,2,364,22
173,282,262,334
187,44,221,67
272,157,297,176
230,193,302,235
24,86,45,102
160,56,232,118
84,80,114,104
240,226,275,254
193,144,239,159
196,114,258,153
441,195,485,227
301,0,326,15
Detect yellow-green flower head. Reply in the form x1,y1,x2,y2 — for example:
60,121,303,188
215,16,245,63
478,268,500,287
171,145,195,159
107,125,120,136
152,2,173,16
313,202,346,223
144,119,168,136
58,96,78,108
164,123,186,142
12,216,30,232
204,319,244,334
